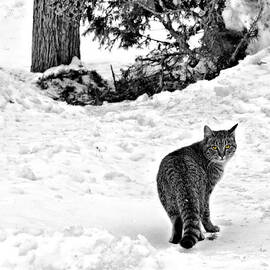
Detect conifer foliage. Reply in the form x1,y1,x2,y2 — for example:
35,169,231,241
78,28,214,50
37,0,263,103
83,0,259,97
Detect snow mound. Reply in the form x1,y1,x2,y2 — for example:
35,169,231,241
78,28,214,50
41,57,86,79
0,228,160,270
0,67,85,115
36,56,111,106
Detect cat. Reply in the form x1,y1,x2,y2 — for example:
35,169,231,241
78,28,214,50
157,124,238,249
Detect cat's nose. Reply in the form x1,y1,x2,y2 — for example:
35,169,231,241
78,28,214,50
219,155,225,160
217,149,225,159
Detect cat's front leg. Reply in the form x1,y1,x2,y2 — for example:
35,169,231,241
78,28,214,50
202,197,220,233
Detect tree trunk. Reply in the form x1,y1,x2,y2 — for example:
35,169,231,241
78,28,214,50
31,0,80,73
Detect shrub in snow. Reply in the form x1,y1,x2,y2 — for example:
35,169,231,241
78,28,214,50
37,57,111,106
81,0,251,97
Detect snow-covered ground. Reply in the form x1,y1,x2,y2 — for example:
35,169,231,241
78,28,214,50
1,0,270,269
1,48,270,269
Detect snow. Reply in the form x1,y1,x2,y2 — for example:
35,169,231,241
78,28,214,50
41,56,86,79
1,0,270,269
1,45,270,268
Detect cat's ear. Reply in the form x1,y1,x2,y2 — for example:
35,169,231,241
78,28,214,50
228,123,238,136
204,125,213,138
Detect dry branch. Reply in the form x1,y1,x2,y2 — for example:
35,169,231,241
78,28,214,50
229,2,263,64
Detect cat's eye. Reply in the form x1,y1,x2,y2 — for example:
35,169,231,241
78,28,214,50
225,145,231,149
212,146,217,150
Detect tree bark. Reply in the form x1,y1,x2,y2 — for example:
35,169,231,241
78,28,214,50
31,0,80,73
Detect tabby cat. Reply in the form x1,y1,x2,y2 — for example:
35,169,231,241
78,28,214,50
157,124,238,249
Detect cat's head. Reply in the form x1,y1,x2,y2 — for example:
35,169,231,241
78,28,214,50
202,124,238,163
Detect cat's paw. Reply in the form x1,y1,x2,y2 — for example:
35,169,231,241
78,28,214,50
206,225,220,233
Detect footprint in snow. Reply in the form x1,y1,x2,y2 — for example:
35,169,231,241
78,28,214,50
0,229,7,242
19,166,38,181
18,239,38,256
216,219,232,226
118,142,133,153
129,152,145,161
104,172,132,182
10,187,25,195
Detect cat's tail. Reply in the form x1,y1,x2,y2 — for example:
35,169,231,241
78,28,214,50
180,210,201,249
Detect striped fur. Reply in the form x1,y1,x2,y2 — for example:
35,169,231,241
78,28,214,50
157,124,237,249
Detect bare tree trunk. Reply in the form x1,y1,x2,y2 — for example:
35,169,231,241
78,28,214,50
31,0,80,73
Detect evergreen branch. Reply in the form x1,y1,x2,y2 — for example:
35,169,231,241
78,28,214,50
138,52,187,62
126,1,192,51
139,34,172,45
128,0,181,16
